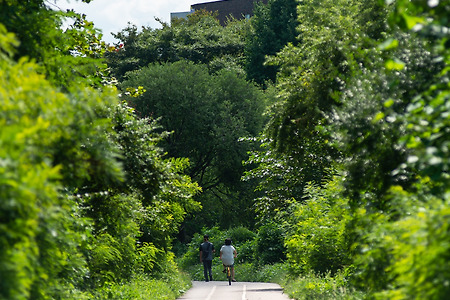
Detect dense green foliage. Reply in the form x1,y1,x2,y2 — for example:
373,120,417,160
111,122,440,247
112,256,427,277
121,61,266,234
2,0,449,299
105,12,269,237
0,26,119,299
248,0,449,298
282,270,365,300
244,0,298,86
0,0,110,89
105,10,249,81
0,1,198,299
283,180,352,276
91,272,191,300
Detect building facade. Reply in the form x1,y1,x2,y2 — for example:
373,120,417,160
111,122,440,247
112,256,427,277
171,0,269,25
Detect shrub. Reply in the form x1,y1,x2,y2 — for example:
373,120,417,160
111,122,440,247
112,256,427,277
255,222,286,265
388,195,450,299
348,208,394,292
135,242,160,275
236,239,257,264
92,272,191,300
284,180,352,275
352,186,450,299
0,28,117,299
227,226,257,263
283,270,365,300
227,226,257,244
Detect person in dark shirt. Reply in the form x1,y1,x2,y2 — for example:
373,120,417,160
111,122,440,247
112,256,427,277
199,234,215,282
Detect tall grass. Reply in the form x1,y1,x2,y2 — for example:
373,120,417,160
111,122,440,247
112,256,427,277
281,271,366,300
91,272,191,300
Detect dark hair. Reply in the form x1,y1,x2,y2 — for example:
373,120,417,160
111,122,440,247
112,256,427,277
203,234,209,239
225,238,232,245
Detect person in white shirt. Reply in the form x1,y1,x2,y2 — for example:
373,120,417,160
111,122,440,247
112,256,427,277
220,238,237,282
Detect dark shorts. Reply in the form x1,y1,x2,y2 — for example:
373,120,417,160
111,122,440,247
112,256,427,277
223,263,234,267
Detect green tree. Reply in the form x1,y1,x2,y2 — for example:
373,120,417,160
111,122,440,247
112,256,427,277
240,0,448,297
303,0,449,296
267,0,388,153
328,5,444,206
105,10,249,81
245,0,298,86
1,1,202,297
81,103,201,286
121,61,266,232
0,0,110,89
350,0,450,297
389,0,449,193
248,0,390,216
283,180,352,275
111,103,202,249
254,222,286,265
243,134,323,223
0,24,120,298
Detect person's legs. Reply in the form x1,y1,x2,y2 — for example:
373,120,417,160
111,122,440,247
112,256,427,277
207,260,213,281
203,261,209,281
231,266,236,281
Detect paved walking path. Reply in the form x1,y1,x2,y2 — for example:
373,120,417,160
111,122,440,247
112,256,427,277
178,281,292,300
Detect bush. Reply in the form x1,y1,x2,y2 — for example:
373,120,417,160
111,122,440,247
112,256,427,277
284,180,352,275
351,186,450,299
92,272,191,300
135,242,160,275
0,27,118,299
236,239,257,264
255,222,286,265
0,22,200,299
227,226,257,244
283,270,365,300
238,263,289,283
227,226,257,264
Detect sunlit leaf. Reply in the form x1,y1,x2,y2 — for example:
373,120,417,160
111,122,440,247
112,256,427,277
385,58,405,70
378,38,399,51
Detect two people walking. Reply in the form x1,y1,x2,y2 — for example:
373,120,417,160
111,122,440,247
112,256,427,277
199,235,237,282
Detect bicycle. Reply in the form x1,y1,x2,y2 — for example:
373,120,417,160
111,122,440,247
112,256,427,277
225,265,232,285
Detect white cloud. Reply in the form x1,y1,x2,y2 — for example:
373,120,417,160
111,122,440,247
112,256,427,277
53,0,194,43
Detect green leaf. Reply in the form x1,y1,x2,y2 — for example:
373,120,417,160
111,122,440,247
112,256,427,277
385,58,405,70
403,14,425,30
373,112,385,123
384,99,395,108
378,38,399,51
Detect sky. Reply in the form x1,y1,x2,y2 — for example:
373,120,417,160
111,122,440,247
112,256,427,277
52,0,196,44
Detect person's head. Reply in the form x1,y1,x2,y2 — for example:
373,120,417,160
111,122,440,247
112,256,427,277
225,238,232,246
203,234,209,241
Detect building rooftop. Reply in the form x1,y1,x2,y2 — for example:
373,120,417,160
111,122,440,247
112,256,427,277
171,0,269,25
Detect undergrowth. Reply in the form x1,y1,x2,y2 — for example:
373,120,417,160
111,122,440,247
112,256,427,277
90,272,191,300
281,270,366,300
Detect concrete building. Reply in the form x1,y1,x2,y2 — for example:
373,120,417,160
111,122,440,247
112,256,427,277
170,11,193,21
171,0,269,25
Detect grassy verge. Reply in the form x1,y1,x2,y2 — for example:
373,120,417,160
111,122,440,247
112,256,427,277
280,271,366,300
89,272,192,300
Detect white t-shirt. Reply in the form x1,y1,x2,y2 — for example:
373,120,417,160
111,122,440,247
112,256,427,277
220,245,236,266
